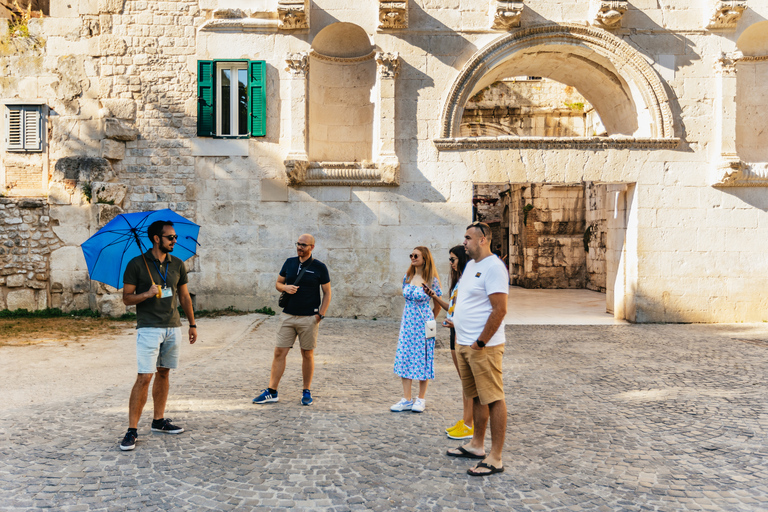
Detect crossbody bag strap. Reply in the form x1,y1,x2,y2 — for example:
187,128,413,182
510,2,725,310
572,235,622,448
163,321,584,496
293,257,313,287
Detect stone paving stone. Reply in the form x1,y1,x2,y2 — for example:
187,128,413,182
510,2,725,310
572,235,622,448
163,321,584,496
2,321,768,510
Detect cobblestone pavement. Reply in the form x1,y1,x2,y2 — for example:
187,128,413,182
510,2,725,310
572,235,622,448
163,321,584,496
2,318,768,511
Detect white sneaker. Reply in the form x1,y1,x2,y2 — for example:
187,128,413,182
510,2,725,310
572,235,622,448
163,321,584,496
390,398,413,412
412,398,426,413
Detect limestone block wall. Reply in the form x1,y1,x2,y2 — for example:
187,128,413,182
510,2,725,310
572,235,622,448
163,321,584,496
1,0,768,323
585,182,607,293
509,184,586,289
308,57,375,162
461,78,598,137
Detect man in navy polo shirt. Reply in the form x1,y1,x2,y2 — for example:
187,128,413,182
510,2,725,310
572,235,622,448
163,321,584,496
253,233,331,406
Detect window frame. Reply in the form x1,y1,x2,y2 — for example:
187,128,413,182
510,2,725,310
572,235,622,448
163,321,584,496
216,61,249,138
197,59,266,139
4,103,45,153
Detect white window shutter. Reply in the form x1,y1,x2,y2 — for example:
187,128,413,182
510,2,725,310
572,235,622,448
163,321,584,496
24,107,41,151
6,107,23,151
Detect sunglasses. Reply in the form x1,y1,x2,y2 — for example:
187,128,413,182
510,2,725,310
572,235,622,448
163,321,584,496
469,221,488,236
448,257,457,263
162,235,178,241
296,242,312,248
409,253,421,259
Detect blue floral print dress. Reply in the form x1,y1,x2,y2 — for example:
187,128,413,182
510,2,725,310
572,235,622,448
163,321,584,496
394,276,442,380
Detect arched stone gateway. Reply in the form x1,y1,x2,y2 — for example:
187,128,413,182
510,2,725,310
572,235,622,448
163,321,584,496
436,23,677,149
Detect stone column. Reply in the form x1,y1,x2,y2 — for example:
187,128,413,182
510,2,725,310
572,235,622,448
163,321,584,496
375,52,399,171
712,53,742,185
285,52,309,170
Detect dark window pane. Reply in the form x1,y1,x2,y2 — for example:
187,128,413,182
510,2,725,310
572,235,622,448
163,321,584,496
238,68,248,135
221,69,231,136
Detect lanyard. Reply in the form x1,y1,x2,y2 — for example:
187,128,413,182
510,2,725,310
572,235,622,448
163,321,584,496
151,259,169,286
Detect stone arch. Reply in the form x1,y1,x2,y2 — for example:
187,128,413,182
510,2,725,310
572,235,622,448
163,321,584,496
439,24,675,140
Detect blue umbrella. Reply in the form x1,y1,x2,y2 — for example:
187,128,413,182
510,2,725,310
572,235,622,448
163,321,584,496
81,209,200,289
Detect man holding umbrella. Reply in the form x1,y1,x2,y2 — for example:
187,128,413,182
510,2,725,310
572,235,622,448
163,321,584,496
119,220,197,451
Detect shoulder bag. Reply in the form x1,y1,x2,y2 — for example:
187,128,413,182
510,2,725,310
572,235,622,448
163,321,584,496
278,257,312,309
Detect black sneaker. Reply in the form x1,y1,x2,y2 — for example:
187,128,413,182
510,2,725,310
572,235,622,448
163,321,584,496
151,418,184,434
120,430,137,451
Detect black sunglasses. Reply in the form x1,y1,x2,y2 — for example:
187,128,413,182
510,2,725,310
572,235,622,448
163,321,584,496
448,257,457,263
296,242,312,248
162,235,178,241
409,253,420,259
469,221,488,236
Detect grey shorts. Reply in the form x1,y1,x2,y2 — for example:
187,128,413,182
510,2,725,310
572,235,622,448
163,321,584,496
136,327,181,374
276,313,319,350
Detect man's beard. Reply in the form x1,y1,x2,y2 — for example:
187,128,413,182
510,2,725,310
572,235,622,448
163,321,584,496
160,244,173,254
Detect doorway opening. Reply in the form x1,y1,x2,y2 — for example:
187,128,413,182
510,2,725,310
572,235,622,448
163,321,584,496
473,182,635,323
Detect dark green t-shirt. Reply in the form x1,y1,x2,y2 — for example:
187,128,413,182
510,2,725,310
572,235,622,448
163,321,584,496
123,251,189,328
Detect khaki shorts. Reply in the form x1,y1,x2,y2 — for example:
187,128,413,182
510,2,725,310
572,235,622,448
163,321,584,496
276,313,319,350
456,344,505,405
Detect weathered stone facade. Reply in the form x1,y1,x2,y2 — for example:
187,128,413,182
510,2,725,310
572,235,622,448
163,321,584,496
0,197,60,311
1,1,768,322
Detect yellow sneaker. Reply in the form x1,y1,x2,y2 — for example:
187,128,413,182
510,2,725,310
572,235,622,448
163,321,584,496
447,423,474,440
445,419,464,434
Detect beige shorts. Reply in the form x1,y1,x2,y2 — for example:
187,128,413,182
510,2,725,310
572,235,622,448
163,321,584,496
276,313,319,350
456,344,505,405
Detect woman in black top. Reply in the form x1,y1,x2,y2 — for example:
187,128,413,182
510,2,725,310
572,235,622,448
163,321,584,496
423,245,473,440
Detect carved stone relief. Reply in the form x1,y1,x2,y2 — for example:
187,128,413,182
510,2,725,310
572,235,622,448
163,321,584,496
593,1,628,29
213,8,245,19
715,52,740,76
491,1,524,31
379,0,408,30
285,52,309,78
278,0,309,30
375,52,400,79
285,159,309,185
284,162,400,187
706,1,747,30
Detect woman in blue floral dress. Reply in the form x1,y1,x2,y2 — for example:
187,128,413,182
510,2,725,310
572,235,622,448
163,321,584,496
391,246,442,413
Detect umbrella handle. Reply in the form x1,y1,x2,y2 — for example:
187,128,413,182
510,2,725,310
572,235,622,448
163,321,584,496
141,254,161,298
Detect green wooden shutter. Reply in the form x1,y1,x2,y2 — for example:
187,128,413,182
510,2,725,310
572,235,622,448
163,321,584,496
197,60,215,137
249,60,266,137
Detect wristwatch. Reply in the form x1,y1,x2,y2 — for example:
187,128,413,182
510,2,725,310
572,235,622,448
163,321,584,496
475,339,486,348
189,324,197,328
317,314,324,320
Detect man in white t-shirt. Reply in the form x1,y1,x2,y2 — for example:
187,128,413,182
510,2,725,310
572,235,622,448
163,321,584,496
446,221,508,477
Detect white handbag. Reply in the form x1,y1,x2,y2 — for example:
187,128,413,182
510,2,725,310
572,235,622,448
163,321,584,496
425,319,437,338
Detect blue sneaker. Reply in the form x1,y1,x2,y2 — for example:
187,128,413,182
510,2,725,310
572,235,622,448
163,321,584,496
301,389,313,406
253,389,278,404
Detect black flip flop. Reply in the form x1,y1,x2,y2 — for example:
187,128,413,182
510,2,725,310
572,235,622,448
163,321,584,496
467,461,505,476
446,446,485,459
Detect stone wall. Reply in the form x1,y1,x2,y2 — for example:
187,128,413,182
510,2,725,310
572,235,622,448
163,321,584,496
585,182,607,293
509,184,587,289
0,197,60,310
461,78,604,137
1,0,768,323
